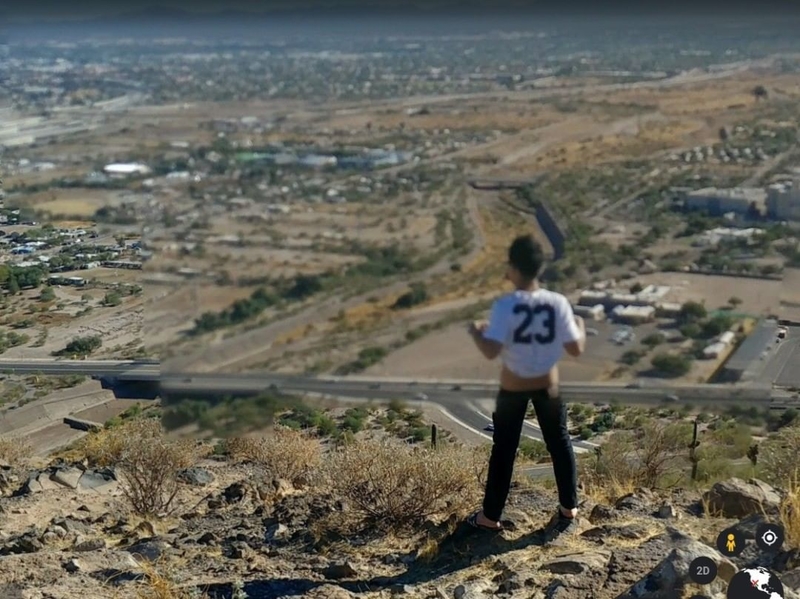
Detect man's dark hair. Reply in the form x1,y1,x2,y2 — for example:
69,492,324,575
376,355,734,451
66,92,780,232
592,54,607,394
508,234,544,279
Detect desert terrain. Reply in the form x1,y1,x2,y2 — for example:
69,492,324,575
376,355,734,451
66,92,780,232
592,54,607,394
2,403,800,599
133,67,800,385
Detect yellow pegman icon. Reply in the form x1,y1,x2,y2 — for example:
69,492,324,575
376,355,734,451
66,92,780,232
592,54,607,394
726,533,736,553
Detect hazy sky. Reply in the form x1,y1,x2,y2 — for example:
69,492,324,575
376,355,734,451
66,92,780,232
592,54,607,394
3,0,798,21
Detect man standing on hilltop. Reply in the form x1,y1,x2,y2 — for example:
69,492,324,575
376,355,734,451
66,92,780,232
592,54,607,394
466,233,586,540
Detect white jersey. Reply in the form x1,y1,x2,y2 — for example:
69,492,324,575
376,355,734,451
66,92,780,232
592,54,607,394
483,288,582,378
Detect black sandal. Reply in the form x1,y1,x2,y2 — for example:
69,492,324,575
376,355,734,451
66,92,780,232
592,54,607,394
467,511,503,532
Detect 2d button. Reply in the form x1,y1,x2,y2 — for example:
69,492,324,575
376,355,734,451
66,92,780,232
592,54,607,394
756,522,785,552
689,556,718,585
716,527,745,557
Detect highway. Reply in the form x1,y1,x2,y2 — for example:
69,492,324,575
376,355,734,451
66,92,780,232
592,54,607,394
0,360,787,406
3,358,798,479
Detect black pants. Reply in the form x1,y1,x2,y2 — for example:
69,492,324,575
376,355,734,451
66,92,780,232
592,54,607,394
482,387,578,522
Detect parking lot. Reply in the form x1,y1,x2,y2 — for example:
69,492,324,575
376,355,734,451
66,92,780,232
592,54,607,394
369,315,672,383
560,318,669,379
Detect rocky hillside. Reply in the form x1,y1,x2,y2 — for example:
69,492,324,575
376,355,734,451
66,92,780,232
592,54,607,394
1,420,800,599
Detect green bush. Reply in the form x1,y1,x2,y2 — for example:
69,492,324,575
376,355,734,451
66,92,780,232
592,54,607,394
410,426,431,442
641,332,665,347
54,335,102,358
392,282,428,310
651,353,692,377
519,438,548,460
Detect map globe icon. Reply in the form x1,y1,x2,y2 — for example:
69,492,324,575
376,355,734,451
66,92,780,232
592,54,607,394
727,567,784,599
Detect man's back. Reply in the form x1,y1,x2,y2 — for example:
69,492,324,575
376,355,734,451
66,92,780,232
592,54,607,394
483,288,581,379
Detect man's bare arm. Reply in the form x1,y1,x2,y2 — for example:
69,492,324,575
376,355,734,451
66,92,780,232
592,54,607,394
564,315,586,358
468,320,503,360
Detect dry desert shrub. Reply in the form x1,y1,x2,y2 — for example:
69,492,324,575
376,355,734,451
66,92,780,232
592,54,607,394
319,437,483,531
110,419,199,517
132,561,213,599
780,486,800,549
759,424,800,490
77,425,129,468
225,425,322,486
0,437,32,467
761,425,800,548
580,420,691,503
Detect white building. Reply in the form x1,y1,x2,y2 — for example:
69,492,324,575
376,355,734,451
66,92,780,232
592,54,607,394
702,341,727,359
636,285,671,303
573,304,605,321
611,305,656,324
580,286,673,311
103,163,151,177
694,227,764,247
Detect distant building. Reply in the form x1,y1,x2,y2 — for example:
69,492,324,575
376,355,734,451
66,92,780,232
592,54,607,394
684,187,766,216
702,342,727,359
573,304,605,321
578,290,607,307
719,319,779,382
655,302,682,318
611,305,656,324
48,275,85,287
104,163,151,177
694,227,764,247
636,284,671,303
578,286,671,311
299,155,337,168
766,181,800,221
101,260,142,270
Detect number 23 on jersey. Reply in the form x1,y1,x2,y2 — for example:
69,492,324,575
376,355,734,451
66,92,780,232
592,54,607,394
512,303,556,345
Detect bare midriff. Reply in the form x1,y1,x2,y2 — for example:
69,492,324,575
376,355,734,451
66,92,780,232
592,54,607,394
499,363,559,394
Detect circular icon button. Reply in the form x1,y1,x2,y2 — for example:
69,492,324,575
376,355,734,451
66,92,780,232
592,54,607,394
716,527,745,557
726,566,784,599
756,522,785,552
689,556,718,585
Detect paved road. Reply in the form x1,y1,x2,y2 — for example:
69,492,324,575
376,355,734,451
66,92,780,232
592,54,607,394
0,360,783,403
747,326,800,388
158,375,777,407
0,360,155,378
465,399,598,453
767,338,800,388
3,358,795,481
